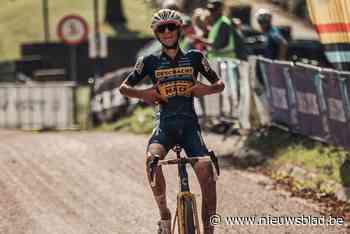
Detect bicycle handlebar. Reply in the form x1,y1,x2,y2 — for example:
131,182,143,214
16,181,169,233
158,156,211,165
148,151,220,186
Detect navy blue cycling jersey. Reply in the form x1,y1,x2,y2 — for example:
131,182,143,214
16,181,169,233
125,49,219,120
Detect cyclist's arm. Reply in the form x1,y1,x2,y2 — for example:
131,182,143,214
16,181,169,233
119,57,167,103
119,78,152,100
207,79,225,94
119,56,149,98
194,51,225,94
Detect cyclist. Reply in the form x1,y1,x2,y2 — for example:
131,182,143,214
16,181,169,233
119,9,225,234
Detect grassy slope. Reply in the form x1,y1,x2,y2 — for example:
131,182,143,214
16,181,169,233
0,0,153,60
246,127,350,191
96,106,155,134
0,0,253,60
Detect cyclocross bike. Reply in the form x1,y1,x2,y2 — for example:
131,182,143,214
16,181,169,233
149,141,220,234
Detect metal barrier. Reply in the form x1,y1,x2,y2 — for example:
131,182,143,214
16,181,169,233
202,58,241,120
87,54,350,150
257,56,350,149
0,82,77,130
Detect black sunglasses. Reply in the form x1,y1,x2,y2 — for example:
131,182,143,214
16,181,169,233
156,23,179,33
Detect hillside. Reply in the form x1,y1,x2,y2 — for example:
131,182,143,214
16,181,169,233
0,0,318,60
0,0,154,60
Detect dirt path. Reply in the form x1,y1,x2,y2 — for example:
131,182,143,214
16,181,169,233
0,130,347,234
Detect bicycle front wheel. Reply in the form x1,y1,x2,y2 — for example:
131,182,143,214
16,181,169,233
183,197,196,234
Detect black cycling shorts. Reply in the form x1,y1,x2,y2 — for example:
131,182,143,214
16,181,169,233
148,117,209,157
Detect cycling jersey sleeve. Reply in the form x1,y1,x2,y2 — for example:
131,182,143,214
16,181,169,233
124,56,148,86
193,51,220,84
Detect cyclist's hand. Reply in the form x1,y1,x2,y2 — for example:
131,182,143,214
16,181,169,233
186,81,212,97
141,87,168,105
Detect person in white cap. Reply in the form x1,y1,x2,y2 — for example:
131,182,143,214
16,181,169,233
256,8,288,60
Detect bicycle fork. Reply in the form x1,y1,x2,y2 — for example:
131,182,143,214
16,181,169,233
172,147,201,234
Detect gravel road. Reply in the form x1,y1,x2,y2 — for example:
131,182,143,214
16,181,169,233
0,130,348,234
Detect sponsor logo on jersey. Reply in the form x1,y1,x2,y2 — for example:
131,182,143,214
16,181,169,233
134,57,144,75
155,67,194,79
158,80,194,97
201,57,211,72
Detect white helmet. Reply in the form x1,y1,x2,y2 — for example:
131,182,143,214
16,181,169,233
255,8,272,24
150,9,183,31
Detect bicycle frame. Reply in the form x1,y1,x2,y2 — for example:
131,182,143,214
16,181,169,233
173,145,191,193
149,145,219,234
172,144,201,234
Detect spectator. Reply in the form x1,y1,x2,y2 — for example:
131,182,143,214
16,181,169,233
256,9,288,60
180,15,206,51
161,0,182,11
231,17,248,60
192,8,211,39
204,0,236,59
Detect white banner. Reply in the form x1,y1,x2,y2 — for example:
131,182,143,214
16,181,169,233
0,82,76,129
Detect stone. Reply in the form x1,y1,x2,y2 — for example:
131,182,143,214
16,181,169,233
289,166,308,182
276,164,295,176
236,147,266,166
335,186,350,202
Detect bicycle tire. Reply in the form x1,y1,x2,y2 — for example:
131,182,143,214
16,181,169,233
183,198,196,234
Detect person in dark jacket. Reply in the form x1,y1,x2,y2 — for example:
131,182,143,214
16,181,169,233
256,8,288,60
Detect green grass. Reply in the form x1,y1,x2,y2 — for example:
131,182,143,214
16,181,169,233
0,0,154,60
75,86,155,132
272,144,350,185
76,86,90,129
246,127,350,190
96,106,155,134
